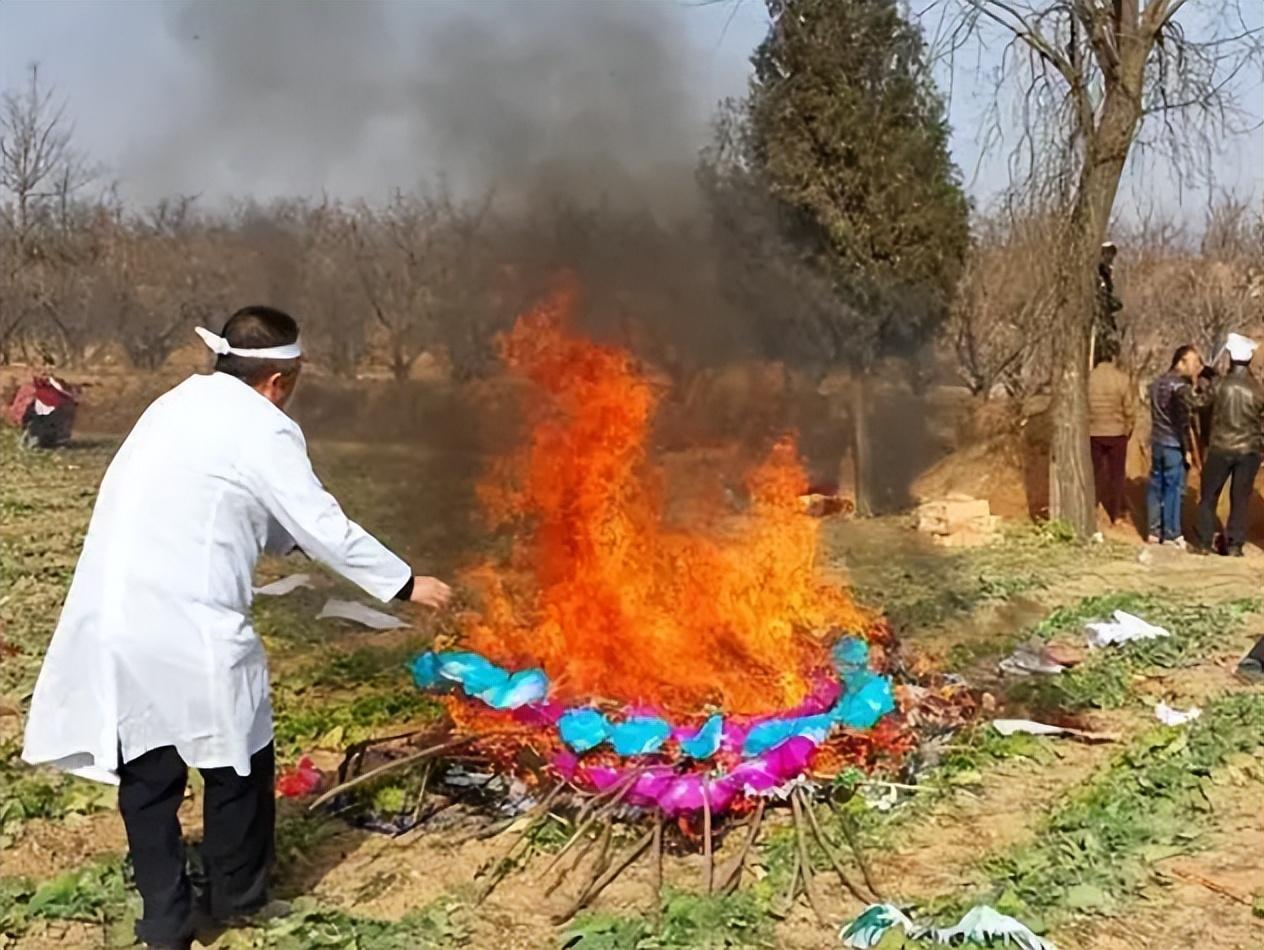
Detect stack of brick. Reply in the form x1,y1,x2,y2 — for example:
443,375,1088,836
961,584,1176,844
916,494,1001,548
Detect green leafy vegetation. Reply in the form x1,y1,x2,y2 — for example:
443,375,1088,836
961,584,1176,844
563,890,774,949
924,692,1264,929
0,856,135,939
1015,594,1257,711
0,743,116,843
272,686,441,757
216,897,470,949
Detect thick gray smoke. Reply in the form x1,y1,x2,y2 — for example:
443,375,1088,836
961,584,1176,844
125,0,717,213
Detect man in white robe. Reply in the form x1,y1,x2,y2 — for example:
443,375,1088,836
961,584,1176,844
22,306,451,950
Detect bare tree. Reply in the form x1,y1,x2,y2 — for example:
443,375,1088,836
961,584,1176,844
348,188,493,381
0,64,92,249
929,0,1264,533
0,64,96,364
297,201,368,378
948,209,1063,397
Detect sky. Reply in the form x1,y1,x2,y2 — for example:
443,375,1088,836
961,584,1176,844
0,0,1260,228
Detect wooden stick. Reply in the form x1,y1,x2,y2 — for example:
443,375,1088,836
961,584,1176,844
791,790,829,926
801,792,873,903
719,799,765,894
309,734,482,809
651,811,664,923
402,760,433,834
540,770,642,877
702,782,714,894
477,784,564,903
1162,866,1254,907
553,824,656,924
831,802,883,901
544,813,608,898
773,848,802,918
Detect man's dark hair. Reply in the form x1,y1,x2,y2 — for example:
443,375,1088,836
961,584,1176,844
1169,344,1197,371
214,306,301,385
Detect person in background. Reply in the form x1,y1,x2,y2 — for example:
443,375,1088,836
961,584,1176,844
1095,241,1123,348
1146,344,1205,548
1196,333,1264,557
1087,338,1134,524
22,307,452,950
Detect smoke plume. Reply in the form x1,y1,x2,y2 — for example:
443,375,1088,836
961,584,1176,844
127,0,716,214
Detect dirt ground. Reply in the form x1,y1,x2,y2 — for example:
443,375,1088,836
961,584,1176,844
3,370,1263,949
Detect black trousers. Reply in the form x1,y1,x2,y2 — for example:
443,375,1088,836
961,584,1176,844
1197,450,1261,550
117,742,275,946
1090,435,1129,523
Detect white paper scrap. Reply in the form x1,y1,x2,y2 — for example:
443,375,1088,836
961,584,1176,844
253,573,313,597
992,719,1069,737
1085,609,1170,648
317,598,406,631
1154,702,1202,726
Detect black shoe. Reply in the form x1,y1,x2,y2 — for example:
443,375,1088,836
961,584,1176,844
1229,545,1245,557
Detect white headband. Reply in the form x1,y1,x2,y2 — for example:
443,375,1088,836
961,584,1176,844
195,326,302,360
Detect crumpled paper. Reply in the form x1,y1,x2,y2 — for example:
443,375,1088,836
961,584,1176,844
411,652,548,710
999,639,1067,676
253,573,313,596
276,756,323,798
840,904,918,947
317,598,406,630
1154,701,1201,726
841,903,1056,950
1085,610,1170,648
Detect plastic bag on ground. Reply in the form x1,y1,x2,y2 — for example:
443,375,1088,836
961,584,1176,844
840,903,918,948
842,903,1056,950
276,756,323,798
1085,610,1170,648
932,905,1056,949
1154,701,1201,726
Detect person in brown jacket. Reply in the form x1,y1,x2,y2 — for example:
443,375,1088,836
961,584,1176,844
1196,333,1264,556
1087,339,1134,523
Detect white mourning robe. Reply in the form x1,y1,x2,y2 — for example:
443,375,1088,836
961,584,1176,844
22,372,410,784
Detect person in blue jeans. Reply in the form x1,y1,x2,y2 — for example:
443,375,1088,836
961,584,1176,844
1146,344,1207,547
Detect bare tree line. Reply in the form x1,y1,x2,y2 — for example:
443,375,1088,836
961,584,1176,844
2,60,1261,425
949,198,1264,401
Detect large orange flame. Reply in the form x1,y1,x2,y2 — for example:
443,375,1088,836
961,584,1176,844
460,285,869,717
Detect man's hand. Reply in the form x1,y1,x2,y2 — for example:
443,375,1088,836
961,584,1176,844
409,576,452,609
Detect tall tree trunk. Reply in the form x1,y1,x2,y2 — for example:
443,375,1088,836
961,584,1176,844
1047,86,1141,536
851,373,873,516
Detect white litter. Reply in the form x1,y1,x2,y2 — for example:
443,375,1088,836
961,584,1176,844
253,573,313,596
1085,610,1170,648
1154,702,1202,726
840,904,918,948
999,642,1066,676
993,719,1069,737
842,903,1055,950
992,719,1119,743
932,905,1057,949
317,598,407,630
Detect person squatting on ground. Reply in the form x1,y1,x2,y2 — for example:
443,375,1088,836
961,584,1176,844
1196,333,1264,557
1146,345,1206,548
1087,338,1134,524
21,307,453,950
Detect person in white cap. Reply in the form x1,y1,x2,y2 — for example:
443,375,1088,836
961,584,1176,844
21,306,452,950
1195,332,1264,556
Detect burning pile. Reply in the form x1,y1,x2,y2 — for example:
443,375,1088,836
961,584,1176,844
408,285,912,816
